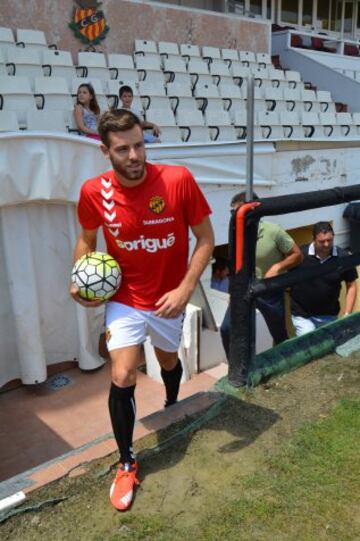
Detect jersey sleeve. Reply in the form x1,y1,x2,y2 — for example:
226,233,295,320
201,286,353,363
275,226,295,255
181,168,212,226
77,183,102,230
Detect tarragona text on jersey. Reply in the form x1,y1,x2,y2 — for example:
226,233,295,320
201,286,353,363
78,163,211,310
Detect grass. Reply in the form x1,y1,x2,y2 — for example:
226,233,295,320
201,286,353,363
115,398,360,541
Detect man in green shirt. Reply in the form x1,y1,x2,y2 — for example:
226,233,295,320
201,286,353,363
221,192,302,358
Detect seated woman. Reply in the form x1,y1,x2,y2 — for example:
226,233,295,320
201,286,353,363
74,83,101,140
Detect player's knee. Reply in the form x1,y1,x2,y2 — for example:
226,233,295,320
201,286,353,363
111,366,137,387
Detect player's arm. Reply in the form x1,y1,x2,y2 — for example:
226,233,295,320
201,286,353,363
265,243,303,278
344,280,357,315
70,227,103,307
155,216,214,318
140,120,161,137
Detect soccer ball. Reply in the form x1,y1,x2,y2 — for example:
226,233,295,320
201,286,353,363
71,252,121,301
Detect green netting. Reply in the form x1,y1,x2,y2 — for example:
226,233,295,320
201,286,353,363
246,313,360,387
216,313,360,390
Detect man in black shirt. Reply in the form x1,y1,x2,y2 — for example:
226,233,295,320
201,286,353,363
290,221,358,335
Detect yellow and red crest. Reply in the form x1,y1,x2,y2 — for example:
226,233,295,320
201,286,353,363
69,1,109,45
149,196,166,214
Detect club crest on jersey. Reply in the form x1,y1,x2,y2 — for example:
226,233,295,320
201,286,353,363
149,196,165,214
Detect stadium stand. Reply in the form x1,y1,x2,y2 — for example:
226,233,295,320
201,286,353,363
2,22,360,143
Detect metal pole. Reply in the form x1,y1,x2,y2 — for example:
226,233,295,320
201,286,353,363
246,76,255,202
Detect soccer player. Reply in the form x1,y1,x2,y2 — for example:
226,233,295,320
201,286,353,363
70,109,214,511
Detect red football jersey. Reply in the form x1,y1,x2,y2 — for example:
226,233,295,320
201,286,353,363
77,162,212,310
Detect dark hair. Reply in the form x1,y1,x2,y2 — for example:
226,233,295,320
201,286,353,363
77,83,100,115
312,221,334,238
230,191,259,207
212,256,229,274
98,109,142,146
119,85,134,97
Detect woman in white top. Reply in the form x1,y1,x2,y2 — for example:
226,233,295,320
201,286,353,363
74,83,101,140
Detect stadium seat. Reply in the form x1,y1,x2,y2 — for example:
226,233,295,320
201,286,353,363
257,111,284,139
300,112,323,138
26,109,67,132
351,112,360,136
42,50,76,88
284,69,302,89
77,52,109,81
158,41,180,59
239,51,257,68
264,86,287,112
135,39,157,55
145,107,182,143
0,27,15,54
221,48,239,64
301,88,318,112
180,43,201,60
166,81,192,98
267,67,287,88
202,46,221,63
283,87,303,112
163,56,187,82
16,28,54,51
34,76,73,116
6,48,43,87
335,112,356,137
135,55,164,85
193,82,221,112
138,80,167,110
107,54,139,85
205,109,237,141
280,111,303,138
0,75,37,126
256,52,272,68
316,90,335,112
0,110,19,132
319,112,341,137
209,60,232,85
252,67,273,88
218,83,244,112
230,63,251,86
232,111,262,140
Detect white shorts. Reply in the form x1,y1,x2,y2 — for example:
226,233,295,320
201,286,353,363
105,301,185,352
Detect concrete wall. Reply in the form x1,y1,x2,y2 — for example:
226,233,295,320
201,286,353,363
0,0,270,59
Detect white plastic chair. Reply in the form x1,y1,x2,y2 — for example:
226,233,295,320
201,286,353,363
107,54,139,85
280,111,303,138
316,90,335,113
158,42,180,58
209,60,232,85
256,52,272,68
284,70,302,89
300,112,323,138
34,76,73,113
205,109,237,141
180,43,201,60
16,29,49,50
257,111,284,139
221,48,239,63
0,110,19,131
135,39,157,55
6,48,43,86
0,27,15,53
77,52,109,81
239,51,257,67
264,87,287,112
0,75,36,126
26,109,67,132
163,57,187,83
42,50,76,88
202,46,221,63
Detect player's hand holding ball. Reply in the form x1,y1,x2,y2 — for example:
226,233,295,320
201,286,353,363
70,252,121,307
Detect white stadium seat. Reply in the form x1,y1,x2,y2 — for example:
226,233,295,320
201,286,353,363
284,69,302,89
34,76,73,115
316,90,335,112
42,50,76,87
77,52,109,81
256,52,272,67
6,48,43,87
221,48,239,63
26,109,67,132
0,27,16,54
280,111,303,138
0,75,36,126
205,109,237,141
257,111,284,139
0,110,19,132
107,54,139,85
16,29,48,49
158,41,180,58
135,39,157,55
202,46,221,62
180,43,201,59
239,50,257,68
